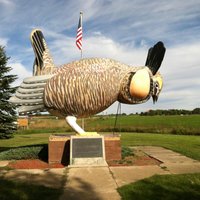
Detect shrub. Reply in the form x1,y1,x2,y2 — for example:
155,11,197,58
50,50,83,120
0,146,44,160
121,146,134,159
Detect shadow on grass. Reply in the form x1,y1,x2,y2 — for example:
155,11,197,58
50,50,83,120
0,168,64,200
0,178,62,200
118,173,200,200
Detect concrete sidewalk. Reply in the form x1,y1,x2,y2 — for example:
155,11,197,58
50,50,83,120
60,167,121,200
0,146,200,200
110,146,200,188
134,146,200,174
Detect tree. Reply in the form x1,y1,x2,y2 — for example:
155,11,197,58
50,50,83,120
192,108,200,114
0,46,17,138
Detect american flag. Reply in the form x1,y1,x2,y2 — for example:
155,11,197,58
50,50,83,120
76,13,82,50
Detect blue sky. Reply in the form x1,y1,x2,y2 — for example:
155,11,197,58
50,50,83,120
0,0,200,114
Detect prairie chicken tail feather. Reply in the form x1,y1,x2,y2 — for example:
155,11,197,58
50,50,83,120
30,29,56,76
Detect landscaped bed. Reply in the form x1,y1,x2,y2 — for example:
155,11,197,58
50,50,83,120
107,147,161,166
2,146,161,169
7,159,65,169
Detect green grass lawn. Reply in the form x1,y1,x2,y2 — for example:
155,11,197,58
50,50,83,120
0,132,199,161
88,115,200,128
28,114,200,135
118,173,200,200
0,132,62,149
121,133,200,161
85,115,200,134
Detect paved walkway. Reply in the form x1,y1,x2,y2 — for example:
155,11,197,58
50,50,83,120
135,146,200,174
0,146,200,200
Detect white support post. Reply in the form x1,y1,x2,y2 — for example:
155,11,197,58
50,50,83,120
66,116,85,135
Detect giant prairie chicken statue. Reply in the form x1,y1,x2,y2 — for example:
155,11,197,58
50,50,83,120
10,29,166,134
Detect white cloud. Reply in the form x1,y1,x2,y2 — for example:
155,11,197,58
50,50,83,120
0,0,14,6
155,42,200,112
9,62,32,86
0,37,9,46
47,30,147,66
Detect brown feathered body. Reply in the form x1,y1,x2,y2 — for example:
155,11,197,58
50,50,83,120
44,58,152,118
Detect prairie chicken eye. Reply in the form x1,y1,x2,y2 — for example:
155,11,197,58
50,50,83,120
155,82,159,88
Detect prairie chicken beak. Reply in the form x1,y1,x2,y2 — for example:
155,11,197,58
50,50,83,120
152,95,158,104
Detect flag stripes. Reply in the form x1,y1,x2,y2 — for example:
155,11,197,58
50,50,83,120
76,14,82,50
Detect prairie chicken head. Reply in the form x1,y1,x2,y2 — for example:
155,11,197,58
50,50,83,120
123,41,165,105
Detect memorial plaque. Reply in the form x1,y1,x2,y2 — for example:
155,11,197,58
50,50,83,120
70,136,107,166
72,138,103,158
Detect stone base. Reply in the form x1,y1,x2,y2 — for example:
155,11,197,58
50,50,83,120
104,134,122,161
69,158,108,168
48,134,122,166
48,134,70,165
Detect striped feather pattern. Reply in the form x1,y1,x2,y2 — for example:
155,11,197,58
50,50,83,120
10,58,154,117
44,58,149,117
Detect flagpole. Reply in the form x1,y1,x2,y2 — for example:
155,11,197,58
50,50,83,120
80,11,83,60
79,11,84,130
